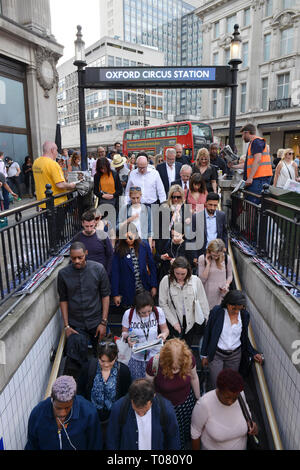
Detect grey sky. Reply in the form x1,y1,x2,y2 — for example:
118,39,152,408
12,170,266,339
50,0,100,63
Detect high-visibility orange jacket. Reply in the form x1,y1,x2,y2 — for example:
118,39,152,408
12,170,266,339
246,136,273,179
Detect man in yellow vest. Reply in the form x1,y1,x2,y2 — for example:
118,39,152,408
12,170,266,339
230,124,272,204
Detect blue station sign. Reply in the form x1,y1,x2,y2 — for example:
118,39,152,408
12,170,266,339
83,66,232,89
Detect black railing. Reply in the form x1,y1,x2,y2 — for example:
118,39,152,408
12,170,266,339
269,98,291,111
0,186,82,306
230,186,300,289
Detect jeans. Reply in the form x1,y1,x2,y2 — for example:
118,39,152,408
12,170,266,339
245,176,271,204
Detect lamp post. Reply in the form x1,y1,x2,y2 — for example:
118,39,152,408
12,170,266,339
73,25,87,171
228,24,242,152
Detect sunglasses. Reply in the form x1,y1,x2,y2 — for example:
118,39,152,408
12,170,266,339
129,186,141,191
99,341,115,347
171,195,182,199
287,152,294,155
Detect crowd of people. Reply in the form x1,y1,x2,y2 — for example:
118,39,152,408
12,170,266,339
22,126,280,451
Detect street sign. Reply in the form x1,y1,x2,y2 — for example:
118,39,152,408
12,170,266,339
83,66,232,89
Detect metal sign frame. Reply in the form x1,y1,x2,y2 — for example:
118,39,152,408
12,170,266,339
75,64,238,170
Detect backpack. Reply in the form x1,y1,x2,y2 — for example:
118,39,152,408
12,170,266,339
118,393,168,445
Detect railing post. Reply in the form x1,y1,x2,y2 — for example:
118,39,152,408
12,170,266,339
45,184,57,256
257,184,270,256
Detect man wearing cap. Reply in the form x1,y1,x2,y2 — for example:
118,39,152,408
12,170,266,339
111,154,130,195
229,123,272,203
25,375,103,450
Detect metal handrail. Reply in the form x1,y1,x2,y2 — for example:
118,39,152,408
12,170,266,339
44,329,66,399
228,240,284,450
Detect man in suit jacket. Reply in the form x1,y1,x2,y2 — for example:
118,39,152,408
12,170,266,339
171,164,192,195
106,379,180,450
188,192,227,262
156,148,182,196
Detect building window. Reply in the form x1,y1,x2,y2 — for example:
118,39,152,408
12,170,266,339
265,0,273,17
224,88,230,116
226,14,236,34
283,0,295,9
213,52,219,66
242,42,249,67
277,73,290,99
108,56,114,66
240,83,247,113
261,77,269,111
263,34,271,62
280,27,293,56
214,21,219,39
212,90,217,118
244,8,251,26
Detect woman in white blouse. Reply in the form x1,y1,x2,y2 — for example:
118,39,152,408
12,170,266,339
200,290,263,388
273,148,299,188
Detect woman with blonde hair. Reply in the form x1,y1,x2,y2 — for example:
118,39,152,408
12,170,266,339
146,337,200,449
198,239,233,310
192,147,217,193
273,148,299,188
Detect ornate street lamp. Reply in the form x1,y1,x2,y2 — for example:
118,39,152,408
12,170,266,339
74,25,87,170
228,24,242,153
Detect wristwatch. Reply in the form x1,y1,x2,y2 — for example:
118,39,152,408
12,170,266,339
100,318,108,327
64,325,70,330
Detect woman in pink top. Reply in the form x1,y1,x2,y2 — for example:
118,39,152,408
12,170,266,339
146,338,200,450
198,239,233,310
186,173,208,214
191,369,258,450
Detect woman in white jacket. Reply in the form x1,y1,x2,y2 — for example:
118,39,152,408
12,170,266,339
159,256,209,347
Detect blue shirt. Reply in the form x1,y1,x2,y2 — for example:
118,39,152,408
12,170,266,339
205,209,217,247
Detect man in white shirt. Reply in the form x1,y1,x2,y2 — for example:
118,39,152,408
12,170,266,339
125,156,166,205
106,378,180,450
156,148,182,196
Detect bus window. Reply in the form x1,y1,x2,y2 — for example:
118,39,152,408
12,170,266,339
167,126,177,136
178,124,190,136
146,128,156,138
125,131,133,140
156,127,166,137
132,130,141,139
192,123,213,142
140,130,146,139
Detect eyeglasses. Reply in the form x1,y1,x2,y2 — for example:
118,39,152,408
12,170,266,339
99,341,115,347
171,195,182,200
129,186,141,191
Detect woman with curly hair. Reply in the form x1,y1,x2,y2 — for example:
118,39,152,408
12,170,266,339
146,338,200,449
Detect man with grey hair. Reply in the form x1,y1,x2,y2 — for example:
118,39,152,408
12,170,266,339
171,164,192,197
156,148,182,196
25,375,103,450
125,155,166,205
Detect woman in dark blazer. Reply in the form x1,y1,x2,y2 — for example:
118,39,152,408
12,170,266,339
111,231,158,308
201,290,263,388
77,339,131,425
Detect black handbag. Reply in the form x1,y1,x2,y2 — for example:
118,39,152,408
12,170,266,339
238,394,262,450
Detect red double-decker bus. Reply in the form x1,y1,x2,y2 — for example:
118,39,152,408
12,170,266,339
122,121,213,163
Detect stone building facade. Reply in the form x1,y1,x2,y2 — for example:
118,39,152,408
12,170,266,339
0,0,63,164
